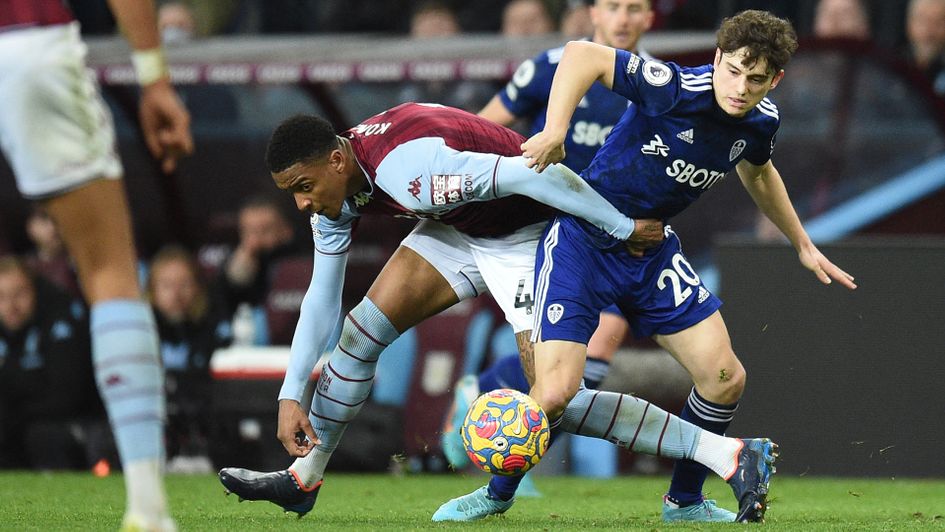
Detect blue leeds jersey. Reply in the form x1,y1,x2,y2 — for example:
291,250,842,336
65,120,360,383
577,49,781,247
499,43,650,174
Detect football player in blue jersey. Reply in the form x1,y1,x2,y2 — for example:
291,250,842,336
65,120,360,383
438,0,654,504
436,10,856,523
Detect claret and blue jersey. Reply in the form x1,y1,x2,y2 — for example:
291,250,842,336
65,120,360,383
577,49,780,247
499,43,640,175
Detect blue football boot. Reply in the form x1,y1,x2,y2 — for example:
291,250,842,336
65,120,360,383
432,486,514,522
726,438,779,523
662,495,736,522
440,374,480,468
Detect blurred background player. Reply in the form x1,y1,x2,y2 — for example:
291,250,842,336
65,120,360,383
0,1,193,529
439,0,654,499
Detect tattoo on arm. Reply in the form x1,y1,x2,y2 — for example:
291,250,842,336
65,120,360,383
516,331,536,386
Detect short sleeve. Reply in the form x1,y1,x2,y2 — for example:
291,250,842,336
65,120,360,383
611,49,680,116
497,52,556,118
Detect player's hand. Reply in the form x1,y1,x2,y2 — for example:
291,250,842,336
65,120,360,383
277,399,320,457
626,218,664,257
798,244,857,290
139,78,194,174
521,131,566,173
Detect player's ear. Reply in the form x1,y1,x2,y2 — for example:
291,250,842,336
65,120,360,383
713,48,722,67
328,149,345,173
769,69,785,90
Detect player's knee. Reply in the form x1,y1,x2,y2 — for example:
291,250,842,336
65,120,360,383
533,380,579,419
715,362,746,403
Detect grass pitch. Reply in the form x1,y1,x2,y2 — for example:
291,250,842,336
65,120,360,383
2,471,944,530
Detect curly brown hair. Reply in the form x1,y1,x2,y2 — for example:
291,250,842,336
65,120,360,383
716,10,798,76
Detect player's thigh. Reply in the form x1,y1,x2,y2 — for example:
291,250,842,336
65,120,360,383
586,307,629,362
373,221,479,331
0,24,121,199
44,179,139,303
468,222,545,335
653,310,744,393
532,217,616,346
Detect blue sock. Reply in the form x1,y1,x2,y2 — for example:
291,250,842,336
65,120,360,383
487,417,563,501
667,388,738,506
582,358,610,390
91,300,165,464
478,354,529,393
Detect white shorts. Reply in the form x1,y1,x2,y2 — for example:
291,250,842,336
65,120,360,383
401,220,544,333
0,23,122,199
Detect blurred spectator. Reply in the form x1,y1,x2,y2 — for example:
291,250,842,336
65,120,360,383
905,0,945,96
0,257,108,470
158,1,197,44
216,195,295,324
147,245,230,470
502,0,555,36
400,2,495,111
23,206,80,297
410,1,462,38
813,0,871,40
560,0,594,38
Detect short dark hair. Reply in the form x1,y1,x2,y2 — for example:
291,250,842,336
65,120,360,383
716,10,798,76
265,114,339,174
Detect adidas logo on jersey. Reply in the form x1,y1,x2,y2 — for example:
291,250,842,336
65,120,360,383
698,286,710,303
676,129,694,144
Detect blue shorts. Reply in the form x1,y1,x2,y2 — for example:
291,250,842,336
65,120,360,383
532,216,722,343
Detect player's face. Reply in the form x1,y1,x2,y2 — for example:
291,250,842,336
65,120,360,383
0,269,36,333
712,48,784,117
272,153,349,220
591,0,653,52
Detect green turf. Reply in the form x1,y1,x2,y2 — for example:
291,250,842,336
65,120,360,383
2,471,944,530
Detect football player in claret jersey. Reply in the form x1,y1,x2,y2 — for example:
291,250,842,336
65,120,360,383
217,104,775,523
438,10,856,523
0,1,192,530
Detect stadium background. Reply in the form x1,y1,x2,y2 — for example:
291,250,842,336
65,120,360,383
0,0,943,481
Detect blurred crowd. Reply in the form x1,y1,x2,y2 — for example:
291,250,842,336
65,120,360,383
2,0,944,474
0,196,299,473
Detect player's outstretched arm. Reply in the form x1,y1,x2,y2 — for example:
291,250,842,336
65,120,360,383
523,41,616,172
107,0,194,173
276,249,349,455
736,160,857,290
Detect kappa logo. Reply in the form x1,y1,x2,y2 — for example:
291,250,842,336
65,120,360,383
407,175,422,200
676,128,694,144
641,134,669,156
729,139,747,161
642,60,673,86
547,303,565,324
353,191,371,207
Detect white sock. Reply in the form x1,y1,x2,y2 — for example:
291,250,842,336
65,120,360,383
124,459,169,519
290,449,332,487
692,431,743,480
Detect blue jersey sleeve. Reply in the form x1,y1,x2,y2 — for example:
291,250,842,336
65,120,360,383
310,206,356,255
611,49,680,116
497,51,556,118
